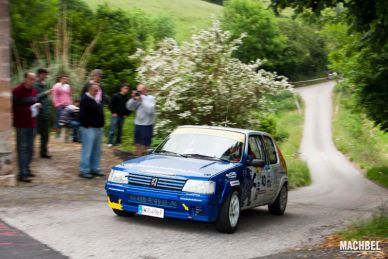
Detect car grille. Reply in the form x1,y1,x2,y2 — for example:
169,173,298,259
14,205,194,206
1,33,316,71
127,195,177,208
127,173,186,191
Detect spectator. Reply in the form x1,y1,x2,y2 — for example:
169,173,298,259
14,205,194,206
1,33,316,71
12,72,40,183
35,68,52,159
126,84,155,156
108,84,131,147
58,100,81,142
52,75,72,138
82,69,105,103
79,84,105,179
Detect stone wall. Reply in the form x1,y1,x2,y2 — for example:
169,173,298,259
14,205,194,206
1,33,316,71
0,0,15,186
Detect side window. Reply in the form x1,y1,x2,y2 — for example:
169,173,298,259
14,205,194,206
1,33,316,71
262,136,278,164
248,136,265,160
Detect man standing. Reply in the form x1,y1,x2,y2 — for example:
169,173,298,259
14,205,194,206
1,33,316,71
12,72,40,182
108,84,130,147
79,84,105,179
35,68,52,158
126,84,155,156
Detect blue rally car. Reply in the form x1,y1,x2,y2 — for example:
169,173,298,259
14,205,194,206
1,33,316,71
105,126,288,233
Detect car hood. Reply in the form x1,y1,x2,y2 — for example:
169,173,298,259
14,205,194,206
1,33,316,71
115,154,240,179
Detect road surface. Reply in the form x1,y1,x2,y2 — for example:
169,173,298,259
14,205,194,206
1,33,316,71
1,81,387,259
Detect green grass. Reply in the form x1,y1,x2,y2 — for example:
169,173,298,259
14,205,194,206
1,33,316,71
339,209,388,240
86,0,223,42
332,86,388,188
276,108,311,189
104,108,164,153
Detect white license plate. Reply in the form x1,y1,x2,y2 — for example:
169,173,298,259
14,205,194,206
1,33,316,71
138,205,164,218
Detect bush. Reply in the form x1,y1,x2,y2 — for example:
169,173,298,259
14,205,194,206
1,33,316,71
132,21,290,136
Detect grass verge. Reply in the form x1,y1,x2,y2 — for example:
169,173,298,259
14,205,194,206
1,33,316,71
276,107,311,189
332,84,388,188
338,209,388,240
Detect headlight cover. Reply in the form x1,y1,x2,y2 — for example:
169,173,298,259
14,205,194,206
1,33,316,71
182,180,215,194
108,170,128,184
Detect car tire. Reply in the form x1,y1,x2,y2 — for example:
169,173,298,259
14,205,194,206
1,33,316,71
112,209,135,217
268,184,288,215
215,190,240,234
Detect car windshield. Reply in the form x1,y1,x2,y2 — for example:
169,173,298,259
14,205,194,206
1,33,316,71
155,129,245,162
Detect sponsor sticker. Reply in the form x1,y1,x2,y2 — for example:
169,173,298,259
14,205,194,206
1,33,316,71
226,172,237,180
230,180,240,186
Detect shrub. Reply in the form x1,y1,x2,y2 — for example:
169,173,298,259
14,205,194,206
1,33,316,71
132,21,291,136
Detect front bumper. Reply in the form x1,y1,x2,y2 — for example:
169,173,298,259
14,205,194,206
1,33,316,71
105,182,220,222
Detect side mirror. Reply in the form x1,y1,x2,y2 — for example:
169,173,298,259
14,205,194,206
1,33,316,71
144,149,154,155
247,159,265,167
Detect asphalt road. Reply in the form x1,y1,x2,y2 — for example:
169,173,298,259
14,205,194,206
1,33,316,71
1,81,387,259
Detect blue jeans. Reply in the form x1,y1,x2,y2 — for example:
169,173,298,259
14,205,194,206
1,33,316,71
80,127,103,174
16,128,36,178
68,120,81,142
108,116,125,145
54,107,65,128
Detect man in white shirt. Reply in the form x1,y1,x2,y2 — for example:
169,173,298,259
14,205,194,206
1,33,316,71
126,84,155,156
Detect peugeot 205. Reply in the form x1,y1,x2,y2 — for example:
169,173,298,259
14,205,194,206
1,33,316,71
105,126,288,233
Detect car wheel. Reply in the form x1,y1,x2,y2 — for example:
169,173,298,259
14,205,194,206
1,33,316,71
112,209,135,217
268,184,288,215
215,190,240,233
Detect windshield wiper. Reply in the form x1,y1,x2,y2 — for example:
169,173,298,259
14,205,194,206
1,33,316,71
154,150,184,157
181,153,230,162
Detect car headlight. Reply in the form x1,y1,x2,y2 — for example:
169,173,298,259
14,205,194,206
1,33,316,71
182,180,215,194
108,170,128,184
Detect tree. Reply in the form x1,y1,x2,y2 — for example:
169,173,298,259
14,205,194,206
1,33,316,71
272,0,388,131
222,0,285,70
276,18,327,80
222,0,327,80
10,0,58,69
132,21,291,136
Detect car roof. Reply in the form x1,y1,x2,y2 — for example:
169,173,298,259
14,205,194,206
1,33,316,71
177,125,271,137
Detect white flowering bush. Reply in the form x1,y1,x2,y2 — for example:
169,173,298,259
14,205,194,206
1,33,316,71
132,20,291,136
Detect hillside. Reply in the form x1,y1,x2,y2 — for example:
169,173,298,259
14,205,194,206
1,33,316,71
86,0,223,41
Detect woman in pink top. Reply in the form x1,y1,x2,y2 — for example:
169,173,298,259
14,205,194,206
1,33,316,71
52,75,72,133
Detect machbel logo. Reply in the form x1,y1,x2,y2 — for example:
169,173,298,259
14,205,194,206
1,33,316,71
339,241,381,253
150,178,159,187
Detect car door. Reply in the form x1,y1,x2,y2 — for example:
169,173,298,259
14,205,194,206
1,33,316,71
261,135,280,202
243,135,267,207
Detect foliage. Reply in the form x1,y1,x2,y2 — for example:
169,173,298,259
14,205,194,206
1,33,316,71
151,14,176,43
332,84,388,188
367,167,388,189
339,209,388,240
222,0,285,69
222,0,328,80
86,6,148,95
86,0,223,42
133,21,291,136
272,0,388,130
274,96,310,189
271,0,388,47
10,0,176,96
276,18,327,80
10,0,58,68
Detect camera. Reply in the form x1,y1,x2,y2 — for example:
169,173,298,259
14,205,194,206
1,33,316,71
134,91,141,97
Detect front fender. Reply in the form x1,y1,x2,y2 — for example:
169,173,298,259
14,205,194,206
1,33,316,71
219,178,242,205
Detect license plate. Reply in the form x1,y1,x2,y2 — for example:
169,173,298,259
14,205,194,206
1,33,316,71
138,205,164,218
